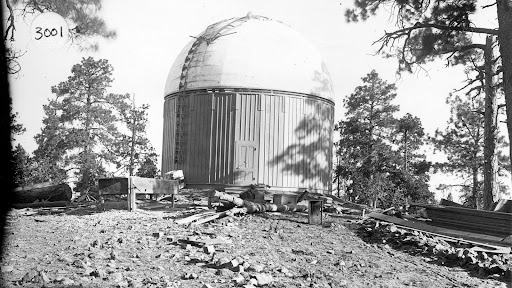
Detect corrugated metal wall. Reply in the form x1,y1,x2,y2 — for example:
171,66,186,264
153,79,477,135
162,90,334,192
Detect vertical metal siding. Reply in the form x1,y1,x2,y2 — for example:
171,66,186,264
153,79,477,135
209,93,236,184
163,90,334,192
162,97,178,175
186,93,212,183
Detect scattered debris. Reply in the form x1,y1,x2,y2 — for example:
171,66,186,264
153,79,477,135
412,203,512,238
360,217,512,279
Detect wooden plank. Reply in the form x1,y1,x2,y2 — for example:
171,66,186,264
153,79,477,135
130,176,179,195
413,203,512,220
367,212,510,249
179,237,233,246
190,211,228,226
174,210,217,225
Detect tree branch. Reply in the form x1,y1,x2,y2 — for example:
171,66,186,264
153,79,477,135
5,0,16,41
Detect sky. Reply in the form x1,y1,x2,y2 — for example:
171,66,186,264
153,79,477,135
5,0,503,199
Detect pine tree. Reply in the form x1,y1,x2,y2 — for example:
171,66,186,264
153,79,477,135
345,0,512,190
34,57,158,191
36,57,128,192
431,93,509,208
335,70,400,207
112,98,157,177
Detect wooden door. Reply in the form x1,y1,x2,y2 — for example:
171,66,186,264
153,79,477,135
234,141,258,185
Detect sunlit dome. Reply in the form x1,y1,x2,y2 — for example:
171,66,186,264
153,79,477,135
164,14,334,100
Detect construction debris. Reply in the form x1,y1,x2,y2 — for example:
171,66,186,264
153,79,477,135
368,212,511,250
360,218,512,279
213,190,307,213
412,203,512,238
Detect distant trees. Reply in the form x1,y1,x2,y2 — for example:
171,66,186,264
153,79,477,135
30,57,157,191
335,70,434,208
431,93,509,208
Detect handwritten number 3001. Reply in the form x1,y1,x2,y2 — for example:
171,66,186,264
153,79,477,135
35,27,63,40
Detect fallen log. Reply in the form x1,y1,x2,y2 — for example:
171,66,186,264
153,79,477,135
11,201,77,209
213,190,307,213
13,182,72,204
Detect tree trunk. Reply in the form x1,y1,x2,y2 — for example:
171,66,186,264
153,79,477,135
13,182,72,203
471,166,478,209
483,36,498,210
496,0,512,179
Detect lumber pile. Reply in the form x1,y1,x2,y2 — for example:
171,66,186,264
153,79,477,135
412,203,512,238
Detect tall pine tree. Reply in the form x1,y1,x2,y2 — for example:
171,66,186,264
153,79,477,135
35,57,156,192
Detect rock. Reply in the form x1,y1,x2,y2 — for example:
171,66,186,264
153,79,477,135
232,274,245,285
216,257,231,268
235,256,245,265
73,259,86,268
254,273,273,286
279,267,289,274
1,265,13,273
59,255,73,263
39,271,50,283
110,251,118,260
247,263,264,273
203,245,215,254
91,239,100,247
109,272,123,281
246,278,258,286
84,267,94,275
228,259,240,269
60,277,75,285
216,269,235,277
153,232,164,238
202,284,214,288
183,272,198,279
91,268,107,278
21,270,38,283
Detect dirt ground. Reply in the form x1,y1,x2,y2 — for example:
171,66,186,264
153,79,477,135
1,193,511,288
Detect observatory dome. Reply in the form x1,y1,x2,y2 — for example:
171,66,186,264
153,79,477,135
164,14,334,100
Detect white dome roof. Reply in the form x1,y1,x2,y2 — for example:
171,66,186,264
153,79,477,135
164,15,334,100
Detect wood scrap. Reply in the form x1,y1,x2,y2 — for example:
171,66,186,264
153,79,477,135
297,190,309,203
179,237,233,246
190,211,229,226
174,210,217,225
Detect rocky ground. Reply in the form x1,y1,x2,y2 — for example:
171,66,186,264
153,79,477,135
1,192,511,288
